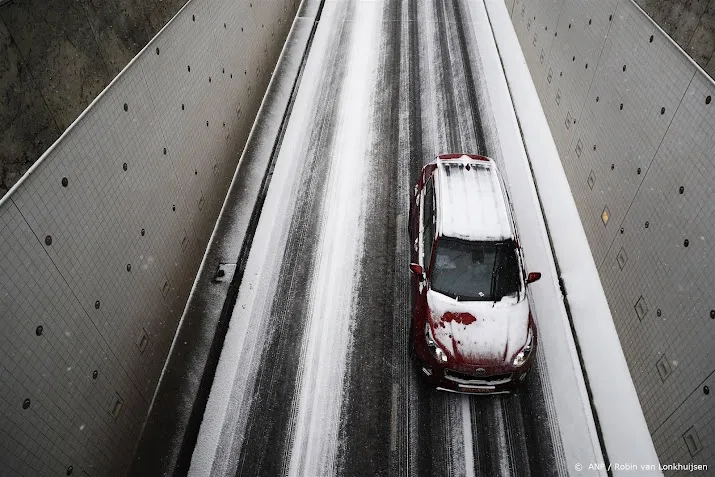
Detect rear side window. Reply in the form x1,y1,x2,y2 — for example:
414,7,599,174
423,177,435,267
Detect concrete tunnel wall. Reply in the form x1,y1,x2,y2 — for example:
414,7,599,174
505,0,714,471
0,0,298,476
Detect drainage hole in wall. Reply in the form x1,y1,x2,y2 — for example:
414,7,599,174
22,399,30,410
93,370,98,379
637,167,641,174
141,228,145,236
710,310,715,319
707,95,712,104
705,386,710,395
123,103,128,112
620,228,624,234
622,64,626,72
163,147,167,155
127,264,131,272
156,47,160,55
656,309,662,317
45,235,52,246
61,177,68,187
620,103,624,110
679,186,685,194
684,239,689,247
67,466,73,476
649,34,653,43
645,221,649,228
94,300,100,310
123,162,128,171
660,107,665,115
35,325,43,336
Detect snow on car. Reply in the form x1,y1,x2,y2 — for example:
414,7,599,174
409,153,542,394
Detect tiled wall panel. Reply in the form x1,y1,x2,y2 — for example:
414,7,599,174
510,0,714,473
0,1,298,476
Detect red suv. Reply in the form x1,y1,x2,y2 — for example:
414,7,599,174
409,154,541,394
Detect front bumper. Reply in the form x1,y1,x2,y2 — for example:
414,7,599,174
418,362,529,394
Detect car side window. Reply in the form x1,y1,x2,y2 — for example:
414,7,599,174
423,176,435,269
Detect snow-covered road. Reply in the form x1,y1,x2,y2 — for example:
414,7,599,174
186,0,606,475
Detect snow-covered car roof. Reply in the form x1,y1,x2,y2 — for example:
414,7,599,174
435,155,514,242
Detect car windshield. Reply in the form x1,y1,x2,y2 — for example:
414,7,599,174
430,238,520,302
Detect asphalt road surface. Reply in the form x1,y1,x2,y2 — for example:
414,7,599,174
189,1,566,476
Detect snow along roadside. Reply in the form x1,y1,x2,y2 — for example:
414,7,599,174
481,0,662,474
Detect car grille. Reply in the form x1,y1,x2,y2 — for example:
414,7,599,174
445,369,512,383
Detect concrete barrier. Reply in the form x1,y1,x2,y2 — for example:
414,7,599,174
0,1,298,476
506,0,714,471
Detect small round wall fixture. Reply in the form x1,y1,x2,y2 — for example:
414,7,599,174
127,264,131,272
619,103,624,110
36,325,43,336
645,221,649,228
141,228,146,236
62,177,68,187
656,309,662,317
660,107,665,115
45,235,52,246
684,239,689,247
705,386,710,395
679,186,684,194
94,300,101,309
93,370,98,379
123,103,128,112
22,399,30,410
123,163,128,171
707,95,712,105
620,228,624,234
67,466,73,476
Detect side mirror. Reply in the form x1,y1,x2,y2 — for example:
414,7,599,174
526,272,542,284
410,263,425,280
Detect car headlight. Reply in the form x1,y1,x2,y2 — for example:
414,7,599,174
425,323,448,364
512,328,533,367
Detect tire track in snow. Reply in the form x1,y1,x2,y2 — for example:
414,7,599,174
230,3,355,476
335,0,403,474
284,2,381,475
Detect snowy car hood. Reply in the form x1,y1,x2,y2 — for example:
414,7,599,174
427,289,530,364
